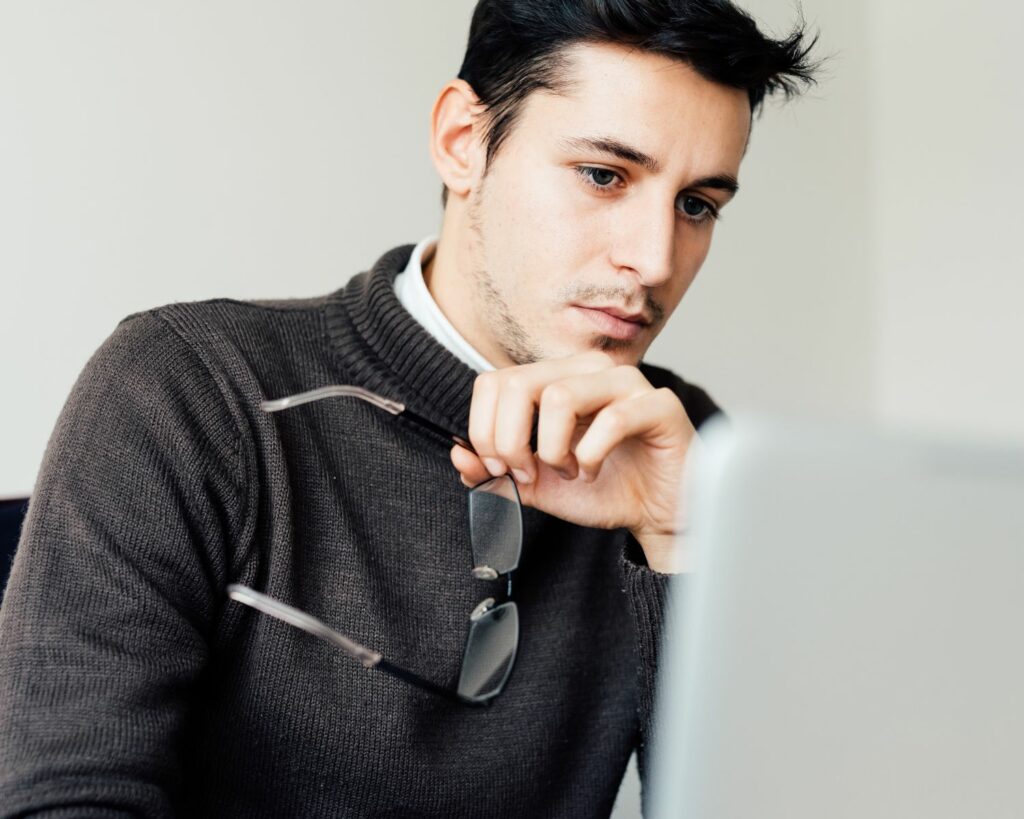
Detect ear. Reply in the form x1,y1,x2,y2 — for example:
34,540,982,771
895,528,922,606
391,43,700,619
428,79,486,201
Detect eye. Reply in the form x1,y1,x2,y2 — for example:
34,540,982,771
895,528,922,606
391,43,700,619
678,195,719,224
574,166,622,190
575,166,721,225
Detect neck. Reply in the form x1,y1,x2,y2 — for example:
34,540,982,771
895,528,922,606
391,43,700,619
422,216,514,369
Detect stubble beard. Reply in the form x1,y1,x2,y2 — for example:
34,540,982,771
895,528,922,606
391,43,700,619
466,183,544,366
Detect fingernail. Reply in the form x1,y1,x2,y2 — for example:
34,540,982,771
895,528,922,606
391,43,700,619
483,457,506,476
512,468,532,485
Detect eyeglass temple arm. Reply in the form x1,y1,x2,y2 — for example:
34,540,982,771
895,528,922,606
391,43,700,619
226,585,474,705
261,386,475,454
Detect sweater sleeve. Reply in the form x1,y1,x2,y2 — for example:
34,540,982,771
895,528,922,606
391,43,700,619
0,312,243,817
621,534,670,774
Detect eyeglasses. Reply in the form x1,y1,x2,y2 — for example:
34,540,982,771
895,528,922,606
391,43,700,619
226,385,523,706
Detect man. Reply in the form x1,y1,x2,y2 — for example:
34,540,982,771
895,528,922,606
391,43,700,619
0,0,818,815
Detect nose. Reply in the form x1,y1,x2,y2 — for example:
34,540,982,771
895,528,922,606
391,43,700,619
609,196,676,288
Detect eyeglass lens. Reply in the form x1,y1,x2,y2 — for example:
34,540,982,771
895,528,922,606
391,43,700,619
457,601,520,702
458,473,523,702
468,474,523,576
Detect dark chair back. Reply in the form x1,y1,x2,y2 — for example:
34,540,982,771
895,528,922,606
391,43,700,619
0,498,30,602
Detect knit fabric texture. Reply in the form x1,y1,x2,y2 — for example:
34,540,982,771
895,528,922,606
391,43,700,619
0,244,720,818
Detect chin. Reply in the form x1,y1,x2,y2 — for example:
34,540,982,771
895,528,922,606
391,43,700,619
555,340,641,366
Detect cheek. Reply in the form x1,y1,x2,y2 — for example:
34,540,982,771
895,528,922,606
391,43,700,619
520,171,582,245
670,229,714,295
497,169,597,277
680,212,717,259
682,230,713,270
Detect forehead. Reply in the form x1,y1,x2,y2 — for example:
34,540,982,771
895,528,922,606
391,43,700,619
513,41,750,170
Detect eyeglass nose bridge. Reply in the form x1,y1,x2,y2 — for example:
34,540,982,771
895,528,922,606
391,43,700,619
470,597,496,621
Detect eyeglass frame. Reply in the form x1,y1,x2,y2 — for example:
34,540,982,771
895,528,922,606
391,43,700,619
226,384,523,707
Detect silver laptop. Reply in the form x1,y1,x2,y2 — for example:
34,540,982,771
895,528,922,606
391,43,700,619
651,415,1024,819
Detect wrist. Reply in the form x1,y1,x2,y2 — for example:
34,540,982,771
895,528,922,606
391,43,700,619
631,527,692,574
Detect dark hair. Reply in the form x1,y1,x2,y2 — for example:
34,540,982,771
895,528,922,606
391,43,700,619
441,0,820,206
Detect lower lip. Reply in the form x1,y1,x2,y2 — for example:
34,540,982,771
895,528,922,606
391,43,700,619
572,306,647,341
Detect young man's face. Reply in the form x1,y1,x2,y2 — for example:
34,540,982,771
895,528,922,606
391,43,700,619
447,41,751,367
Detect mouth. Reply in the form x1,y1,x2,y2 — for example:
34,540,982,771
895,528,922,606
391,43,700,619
589,305,652,325
571,305,649,341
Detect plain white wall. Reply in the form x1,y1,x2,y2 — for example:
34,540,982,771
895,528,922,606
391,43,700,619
868,1,1024,442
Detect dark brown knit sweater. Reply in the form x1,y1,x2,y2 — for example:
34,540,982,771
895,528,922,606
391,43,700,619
0,244,720,817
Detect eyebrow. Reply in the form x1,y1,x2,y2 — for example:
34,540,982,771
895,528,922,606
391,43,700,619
557,135,740,198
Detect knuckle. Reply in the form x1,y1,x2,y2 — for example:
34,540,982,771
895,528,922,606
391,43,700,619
540,383,573,409
504,374,530,394
616,364,648,389
473,371,496,394
656,386,683,410
600,406,628,434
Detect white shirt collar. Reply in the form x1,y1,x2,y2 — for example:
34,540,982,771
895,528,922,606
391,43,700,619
393,236,496,373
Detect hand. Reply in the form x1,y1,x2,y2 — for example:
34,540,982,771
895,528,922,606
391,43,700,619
450,351,698,573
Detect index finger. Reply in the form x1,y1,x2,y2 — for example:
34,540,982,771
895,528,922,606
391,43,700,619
468,351,616,479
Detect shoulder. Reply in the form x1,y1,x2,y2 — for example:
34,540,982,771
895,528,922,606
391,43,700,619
78,292,337,449
111,291,339,388
122,292,333,348
638,361,724,430
71,308,244,450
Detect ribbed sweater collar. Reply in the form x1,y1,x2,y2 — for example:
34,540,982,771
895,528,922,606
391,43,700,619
324,243,479,436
